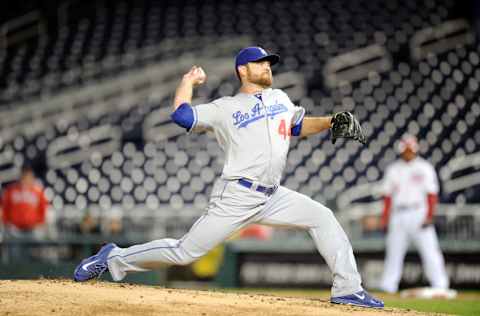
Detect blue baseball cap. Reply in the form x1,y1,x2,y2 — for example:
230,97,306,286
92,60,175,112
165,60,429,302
235,46,280,69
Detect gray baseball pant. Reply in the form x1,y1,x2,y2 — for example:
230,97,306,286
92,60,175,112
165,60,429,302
107,179,363,297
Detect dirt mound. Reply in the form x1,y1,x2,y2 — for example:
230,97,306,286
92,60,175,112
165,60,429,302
0,279,429,316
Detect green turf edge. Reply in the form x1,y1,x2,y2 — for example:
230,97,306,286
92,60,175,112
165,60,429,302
218,288,480,316
383,299,480,316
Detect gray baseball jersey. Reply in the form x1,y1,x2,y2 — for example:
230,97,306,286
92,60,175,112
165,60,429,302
192,88,305,185
106,87,363,297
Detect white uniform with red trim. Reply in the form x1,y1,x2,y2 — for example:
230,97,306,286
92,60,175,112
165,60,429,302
379,157,449,292
106,88,364,297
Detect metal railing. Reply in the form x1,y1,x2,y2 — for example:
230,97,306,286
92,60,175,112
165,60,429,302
440,151,480,194
410,19,475,61
0,10,46,49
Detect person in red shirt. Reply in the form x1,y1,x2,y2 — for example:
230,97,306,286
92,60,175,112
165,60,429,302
1,165,49,261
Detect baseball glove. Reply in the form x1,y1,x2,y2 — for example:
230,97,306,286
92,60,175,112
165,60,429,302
330,111,366,144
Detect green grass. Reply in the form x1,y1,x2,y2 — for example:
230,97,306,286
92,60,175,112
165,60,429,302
221,288,480,316
384,297,480,316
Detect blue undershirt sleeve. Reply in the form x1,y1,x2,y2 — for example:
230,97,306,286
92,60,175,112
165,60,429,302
291,107,305,136
171,103,196,132
291,121,303,136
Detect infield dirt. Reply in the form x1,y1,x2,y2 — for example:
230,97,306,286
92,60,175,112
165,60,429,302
0,279,441,316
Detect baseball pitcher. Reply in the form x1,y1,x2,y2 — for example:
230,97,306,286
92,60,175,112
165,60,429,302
73,46,383,308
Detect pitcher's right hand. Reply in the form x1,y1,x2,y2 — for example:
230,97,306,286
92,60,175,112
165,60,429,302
183,65,207,86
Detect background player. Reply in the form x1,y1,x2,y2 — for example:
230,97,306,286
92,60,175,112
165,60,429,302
1,164,49,261
73,46,383,308
379,134,449,293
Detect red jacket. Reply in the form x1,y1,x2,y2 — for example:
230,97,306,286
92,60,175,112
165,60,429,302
1,182,48,230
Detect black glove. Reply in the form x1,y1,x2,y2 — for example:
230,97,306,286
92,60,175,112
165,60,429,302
331,111,366,145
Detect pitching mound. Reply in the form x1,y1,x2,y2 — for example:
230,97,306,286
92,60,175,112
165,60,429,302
1,279,428,316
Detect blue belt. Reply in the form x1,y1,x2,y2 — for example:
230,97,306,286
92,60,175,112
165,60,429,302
238,178,278,196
